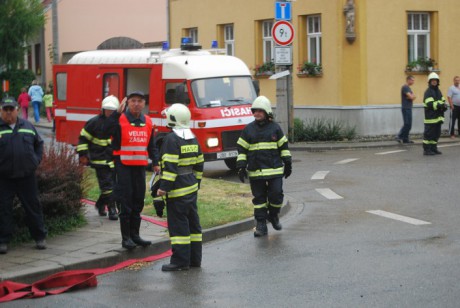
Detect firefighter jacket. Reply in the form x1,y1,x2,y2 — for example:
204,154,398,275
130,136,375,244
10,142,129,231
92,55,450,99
236,119,291,180
159,130,204,199
423,85,447,124
76,113,114,168
111,111,158,166
0,117,43,178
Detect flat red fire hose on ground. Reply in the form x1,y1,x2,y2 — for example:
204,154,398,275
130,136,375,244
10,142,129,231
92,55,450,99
0,200,171,303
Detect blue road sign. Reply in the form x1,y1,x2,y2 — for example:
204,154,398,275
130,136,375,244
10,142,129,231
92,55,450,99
275,2,292,21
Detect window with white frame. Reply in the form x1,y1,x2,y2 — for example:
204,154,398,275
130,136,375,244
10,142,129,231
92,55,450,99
224,24,234,56
307,15,322,64
189,28,198,43
263,20,274,63
407,12,430,62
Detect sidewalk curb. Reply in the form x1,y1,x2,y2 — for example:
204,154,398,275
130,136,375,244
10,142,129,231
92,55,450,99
4,202,291,284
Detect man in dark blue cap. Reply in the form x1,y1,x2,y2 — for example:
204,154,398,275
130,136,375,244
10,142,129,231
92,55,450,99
109,92,160,249
0,97,47,254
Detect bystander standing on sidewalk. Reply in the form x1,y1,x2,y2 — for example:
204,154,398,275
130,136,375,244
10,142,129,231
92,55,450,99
28,80,44,124
396,75,416,144
17,87,31,120
0,97,47,254
447,76,460,139
43,89,53,123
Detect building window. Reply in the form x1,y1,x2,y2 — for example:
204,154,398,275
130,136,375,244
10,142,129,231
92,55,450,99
307,15,322,64
263,20,274,63
407,12,430,62
224,24,234,56
189,28,198,43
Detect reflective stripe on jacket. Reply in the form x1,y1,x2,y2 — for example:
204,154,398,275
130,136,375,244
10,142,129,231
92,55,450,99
423,86,446,124
159,132,204,199
113,113,152,166
236,120,291,180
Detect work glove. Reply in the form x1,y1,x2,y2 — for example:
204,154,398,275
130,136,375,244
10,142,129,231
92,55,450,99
238,168,248,183
154,200,165,218
79,156,89,166
284,162,292,179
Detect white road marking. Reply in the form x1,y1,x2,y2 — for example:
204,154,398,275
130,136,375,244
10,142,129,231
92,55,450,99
315,188,343,200
366,210,431,225
375,150,407,155
334,158,359,165
438,143,460,148
311,171,330,180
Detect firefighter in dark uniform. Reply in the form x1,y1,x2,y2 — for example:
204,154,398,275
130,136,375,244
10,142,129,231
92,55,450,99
0,97,47,254
236,96,292,237
423,72,448,155
77,95,119,220
156,103,204,271
110,91,160,249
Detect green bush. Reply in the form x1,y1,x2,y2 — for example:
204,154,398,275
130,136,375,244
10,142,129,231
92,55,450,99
12,144,86,244
292,117,357,142
0,69,36,99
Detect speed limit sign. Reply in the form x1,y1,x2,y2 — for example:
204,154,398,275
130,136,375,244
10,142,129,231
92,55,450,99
272,20,294,46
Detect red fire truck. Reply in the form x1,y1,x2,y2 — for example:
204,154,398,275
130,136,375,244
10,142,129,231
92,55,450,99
53,41,258,169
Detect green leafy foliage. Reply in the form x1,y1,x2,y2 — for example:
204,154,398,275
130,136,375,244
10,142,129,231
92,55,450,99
292,117,357,142
12,144,86,244
0,69,36,99
0,0,45,69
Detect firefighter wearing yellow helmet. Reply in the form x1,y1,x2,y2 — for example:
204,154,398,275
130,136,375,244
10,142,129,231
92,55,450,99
423,72,448,155
157,103,204,271
76,95,121,220
236,96,292,237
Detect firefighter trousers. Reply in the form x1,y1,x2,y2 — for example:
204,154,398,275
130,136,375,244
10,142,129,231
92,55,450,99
114,160,145,233
423,123,442,151
0,175,47,244
166,192,202,267
249,177,283,221
95,166,114,206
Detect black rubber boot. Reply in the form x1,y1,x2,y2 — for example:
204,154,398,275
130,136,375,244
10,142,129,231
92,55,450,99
432,145,442,155
95,197,107,216
131,218,151,247
267,213,282,231
161,263,189,272
254,219,268,237
108,202,119,221
423,144,435,156
120,218,136,250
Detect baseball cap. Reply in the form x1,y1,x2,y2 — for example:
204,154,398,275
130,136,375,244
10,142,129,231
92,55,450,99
127,91,145,100
1,97,18,109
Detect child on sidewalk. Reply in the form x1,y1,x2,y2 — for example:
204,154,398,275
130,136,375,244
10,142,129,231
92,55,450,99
43,90,53,123
17,87,31,119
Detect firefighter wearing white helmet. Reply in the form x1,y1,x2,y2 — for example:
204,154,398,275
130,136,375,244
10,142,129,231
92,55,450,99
236,96,292,237
156,103,204,271
76,95,121,220
101,95,120,110
423,71,447,155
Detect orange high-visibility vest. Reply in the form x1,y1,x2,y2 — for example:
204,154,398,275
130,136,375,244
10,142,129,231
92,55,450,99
113,113,152,166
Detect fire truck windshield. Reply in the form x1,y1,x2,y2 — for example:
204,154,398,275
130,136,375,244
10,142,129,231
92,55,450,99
191,76,256,108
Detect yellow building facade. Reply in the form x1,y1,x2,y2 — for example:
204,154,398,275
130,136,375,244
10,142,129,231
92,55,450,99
169,0,460,135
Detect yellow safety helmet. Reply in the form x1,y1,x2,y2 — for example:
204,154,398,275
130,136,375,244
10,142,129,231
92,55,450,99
164,103,191,129
251,96,273,118
101,95,120,110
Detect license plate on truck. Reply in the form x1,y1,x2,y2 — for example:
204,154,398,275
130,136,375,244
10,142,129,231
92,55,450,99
217,151,238,159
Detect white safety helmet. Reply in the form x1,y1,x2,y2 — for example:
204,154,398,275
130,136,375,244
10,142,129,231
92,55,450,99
251,96,273,118
428,72,440,83
164,103,191,129
101,95,120,110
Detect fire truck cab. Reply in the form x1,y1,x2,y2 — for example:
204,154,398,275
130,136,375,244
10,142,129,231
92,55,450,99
53,41,258,169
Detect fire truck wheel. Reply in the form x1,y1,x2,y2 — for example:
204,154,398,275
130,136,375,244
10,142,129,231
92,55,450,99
224,158,238,171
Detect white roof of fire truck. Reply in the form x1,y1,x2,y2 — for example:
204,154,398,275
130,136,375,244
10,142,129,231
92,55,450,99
67,48,252,80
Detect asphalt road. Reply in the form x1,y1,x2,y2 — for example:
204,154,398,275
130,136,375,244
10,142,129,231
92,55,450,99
12,141,460,308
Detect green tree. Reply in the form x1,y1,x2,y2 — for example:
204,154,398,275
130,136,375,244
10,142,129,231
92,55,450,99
0,0,45,69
